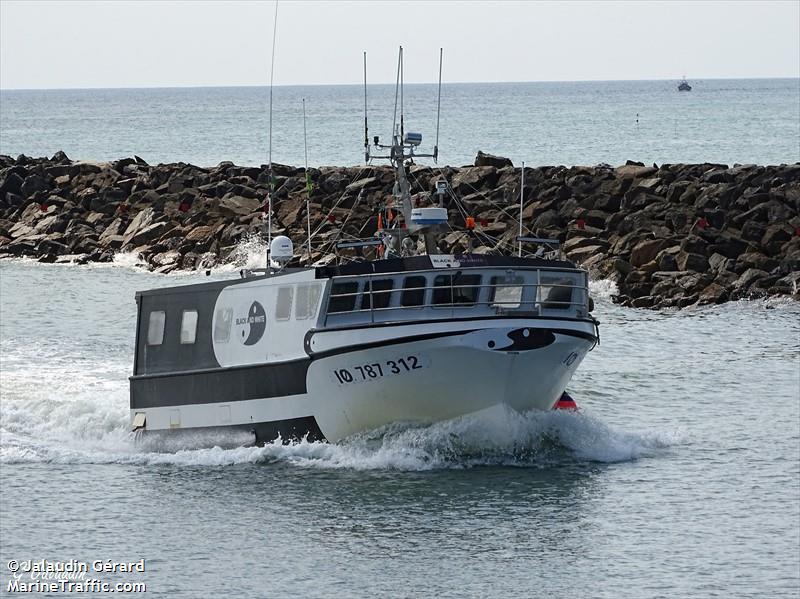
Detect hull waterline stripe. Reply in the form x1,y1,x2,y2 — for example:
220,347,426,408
130,359,310,409
139,416,325,444
316,313,598,333
307,327,596,358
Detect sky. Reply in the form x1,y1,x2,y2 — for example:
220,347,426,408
0,0,798,89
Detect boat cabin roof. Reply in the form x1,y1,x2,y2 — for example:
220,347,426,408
135,254,579,299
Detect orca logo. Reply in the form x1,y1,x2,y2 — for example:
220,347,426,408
236,301,266,346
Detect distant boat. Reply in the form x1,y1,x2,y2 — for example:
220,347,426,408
678,77,692,92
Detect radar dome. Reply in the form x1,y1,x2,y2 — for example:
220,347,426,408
269,235,294,268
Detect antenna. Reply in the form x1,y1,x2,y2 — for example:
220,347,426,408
434,47,442,163
303,98,312,259
392,49,401,142
363,51,369,163
518,161,524,257
399,46,404,146
266,0,279,267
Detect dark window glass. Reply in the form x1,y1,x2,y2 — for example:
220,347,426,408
401,276,426,307
328,282,359,313
368,279,394,310
453,274,481,306
432,275,453,305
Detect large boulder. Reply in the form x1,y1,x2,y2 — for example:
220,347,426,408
451,167,498,195
219,194,261,216
20,174,50,198
121,207,154,246
734,268,769,294
630,238,668,267
474,151,512,169
676,251,710,273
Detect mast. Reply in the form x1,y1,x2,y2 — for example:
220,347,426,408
518,161,524,257
266,0,279,267
399,46,404,150
363,52,369,163
368,46,444,256
394,47,411,224
434,48,442,163
392,49,401,146
302,98,312,259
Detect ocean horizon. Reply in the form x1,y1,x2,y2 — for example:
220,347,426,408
2,74,799,599
2,78,798,168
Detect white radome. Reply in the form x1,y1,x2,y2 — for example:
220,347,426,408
270,235,294,267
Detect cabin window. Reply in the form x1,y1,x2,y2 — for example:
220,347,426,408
490,276,524,309
328,281,359,313
296,283,322,320
180,310,198,344
147,310,165,345
539,275,574,310
401,276,426,307
367,279,394,310
454,274,482,306
276,287,293,321
432,275,453,306
214,308,233,343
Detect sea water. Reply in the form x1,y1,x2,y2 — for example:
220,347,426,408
1,80,799,597
0,245,798,597
1,79,799,168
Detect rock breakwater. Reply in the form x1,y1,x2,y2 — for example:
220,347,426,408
1,152,798,309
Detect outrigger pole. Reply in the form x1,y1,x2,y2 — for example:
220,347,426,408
518,161,524,257
400,47,404,146
302,98,312,259
392,48,401,146
266,0,279,267
363,51,369,164
434,48,442,163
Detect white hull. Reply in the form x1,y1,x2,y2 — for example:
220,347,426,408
307,327,592,441
132,320,594,443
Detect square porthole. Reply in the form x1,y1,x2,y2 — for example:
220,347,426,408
214,308,233,343
276,287,293,321
147,311,166,345
180,310,198,344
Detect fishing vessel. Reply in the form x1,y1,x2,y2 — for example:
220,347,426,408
129,48,600,444
678,77,692,91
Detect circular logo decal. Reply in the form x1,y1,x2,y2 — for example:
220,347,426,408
236,301,267,346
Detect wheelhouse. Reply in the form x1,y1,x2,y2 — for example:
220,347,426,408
321,265,591,328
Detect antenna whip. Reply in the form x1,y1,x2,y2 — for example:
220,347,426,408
518,161,524,257
363,51,369,163
392,47,401,143
303,98,312,259
434,47,442,163
267,0,279,266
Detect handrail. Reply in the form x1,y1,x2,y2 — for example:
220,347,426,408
327,280,584,300
326,263,585,281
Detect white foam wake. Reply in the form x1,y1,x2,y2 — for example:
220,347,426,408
0,400,682,470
